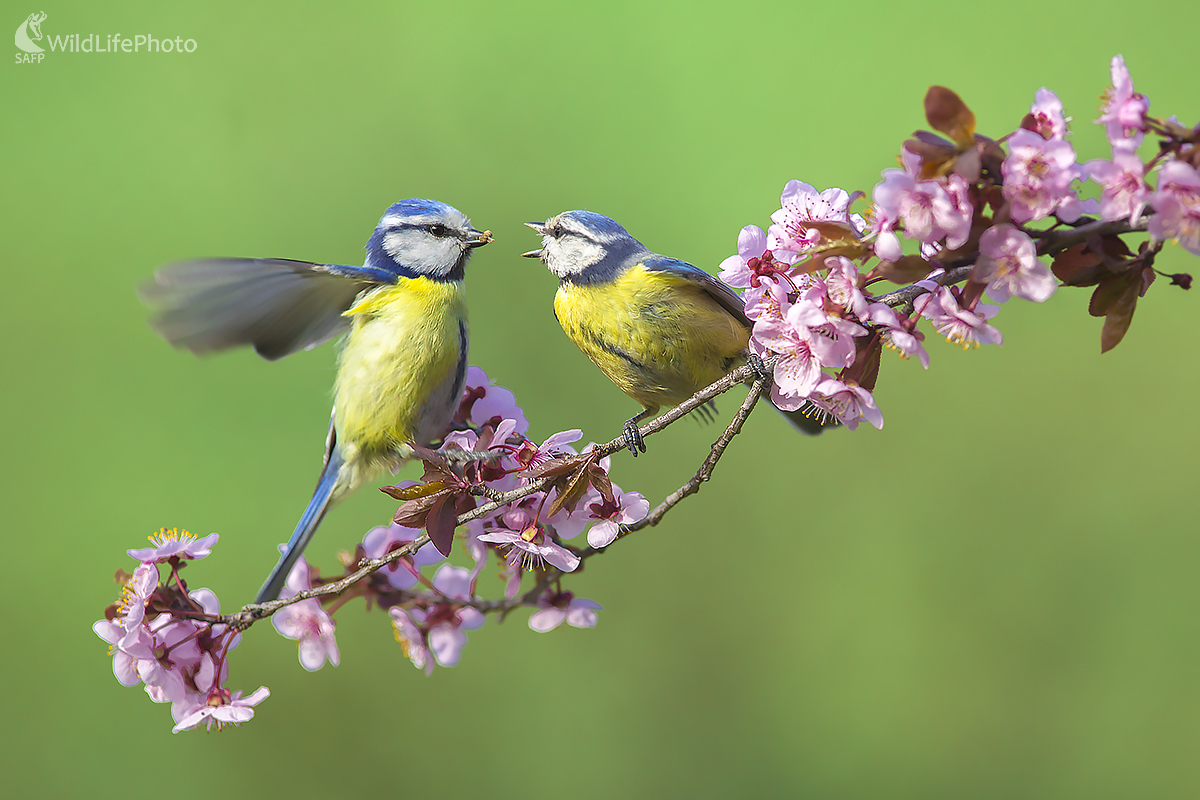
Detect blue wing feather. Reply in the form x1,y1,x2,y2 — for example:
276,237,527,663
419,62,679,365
141,258,396,360
641,256,750,327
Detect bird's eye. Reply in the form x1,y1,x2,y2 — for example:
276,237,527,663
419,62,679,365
427,224,451,237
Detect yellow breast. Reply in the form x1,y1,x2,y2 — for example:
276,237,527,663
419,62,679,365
553,264,749,411
334,277,466,474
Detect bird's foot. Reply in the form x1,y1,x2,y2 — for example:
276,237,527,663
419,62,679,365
623,418,646,457
746,352,772,384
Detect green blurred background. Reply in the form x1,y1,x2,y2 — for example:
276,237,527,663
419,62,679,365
3,0,1198,797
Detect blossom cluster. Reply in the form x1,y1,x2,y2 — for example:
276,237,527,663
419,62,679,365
720,54,1196,429
93,529,268,732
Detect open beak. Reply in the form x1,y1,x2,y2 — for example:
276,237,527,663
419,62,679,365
522,221,546,259
465,229,493,248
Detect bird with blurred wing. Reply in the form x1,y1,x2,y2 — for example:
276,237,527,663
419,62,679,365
142,199,492,602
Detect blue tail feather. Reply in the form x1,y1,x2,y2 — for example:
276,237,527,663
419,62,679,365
256,449,343,603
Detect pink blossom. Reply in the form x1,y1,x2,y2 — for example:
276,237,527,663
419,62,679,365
872,162,972,254
476,526,580,573
529,591,602,632
361,522,445,591
271,556,339,671
462,366,529,434
1087,149,1148,224
793,285,867,368
390,607,433,675
914,287,1003,348
1148,161,1200,256
93,619,143,687
127,529,219,563
424,565,485,667
809,377,883,431
171,687,270,733
743,277,791,323
115,562,159,632
718,225,768,288
975,224,1057,304
1097,55,1149,146
1026,88,1068,140
768,181,865,260
752,312,824,409
824,257,868,318
1002,129,1086,223
865,303,929,368
583,484,649,549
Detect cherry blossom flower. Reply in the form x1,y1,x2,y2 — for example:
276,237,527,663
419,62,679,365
719,225,768,288
172,687,270,733
127,528,219,563
1025,88,1068,141
1087,149,1148,224
583,484,649,549
752,311,824,409
809,377,883,431
865,303,929,368
767,181,865,261
871,153,972,258
477,526,580,573
1148,160,1200,256
461,367,529,434
361,522,445,591
529,590,602,632
974,224,1057,304
914,287,1003,348
272,555,339,671
824,256,868,317
390,607,433,675
1002,129,1087,222
1097,55,1148,146
419,566,485,667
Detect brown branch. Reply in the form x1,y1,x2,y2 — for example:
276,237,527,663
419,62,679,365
224,357,780,628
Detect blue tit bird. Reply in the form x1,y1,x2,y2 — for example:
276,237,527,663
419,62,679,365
523,210,823,455
141,199,492,602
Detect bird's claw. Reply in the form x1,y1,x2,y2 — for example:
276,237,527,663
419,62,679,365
622,419,646,457
746,352,772,384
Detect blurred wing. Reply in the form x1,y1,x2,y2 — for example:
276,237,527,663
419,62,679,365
642,256,750,327
140,259,394,361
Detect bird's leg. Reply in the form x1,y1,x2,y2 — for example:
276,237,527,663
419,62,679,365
622,408,656,457
746,352,773,384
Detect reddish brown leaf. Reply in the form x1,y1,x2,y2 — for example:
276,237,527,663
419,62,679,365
1100,277,1140,353
425,496,459,557
1051,243,1102,285
545,462,594,518
588,465,615,505
392,492,443,528
924,86,976,147
1089,271,1138,317
857,336,883,393
523,454,587,480
381,480,448,501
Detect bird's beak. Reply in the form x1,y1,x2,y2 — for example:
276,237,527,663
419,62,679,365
522,221,546,259
465,229,494,248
